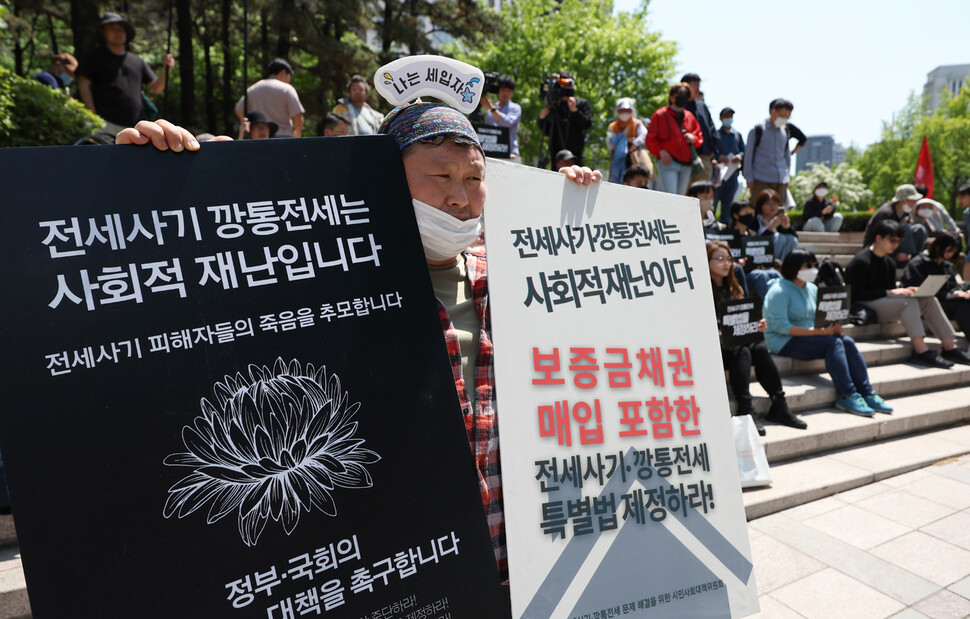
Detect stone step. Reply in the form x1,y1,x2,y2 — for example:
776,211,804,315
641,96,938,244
742,360,970,415
761,386,970,463
795,231,841,243
0,518,13,551
0,546,28,619
742,422,970,520
799,241,863,255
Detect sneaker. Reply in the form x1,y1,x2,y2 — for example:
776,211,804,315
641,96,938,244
863,393,893,414
765,398,808,430
941,347,970,366
911,349,954,369
835,393,875,417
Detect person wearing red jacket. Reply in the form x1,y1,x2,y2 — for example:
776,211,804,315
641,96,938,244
645,82,703,195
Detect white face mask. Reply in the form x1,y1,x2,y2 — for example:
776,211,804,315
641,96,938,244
901,203,913,214
797,267,818,284
917,208,934,218
773,116,789,129
412,198,483,262
815,188,828,198
617,111,632,121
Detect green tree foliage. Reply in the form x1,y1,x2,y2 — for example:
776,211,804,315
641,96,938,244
853,85,970,214
0,0,504,141
790,162,873,212
449,0,677,168
0,64,102,146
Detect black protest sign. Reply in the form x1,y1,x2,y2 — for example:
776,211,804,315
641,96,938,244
704,230,741,259
741,236,774,267
474,124,511,159
716,298,764,347
0,137,507,618
815,284,852,328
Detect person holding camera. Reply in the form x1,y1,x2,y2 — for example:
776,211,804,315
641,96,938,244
538,71,592,168
481,75,521,159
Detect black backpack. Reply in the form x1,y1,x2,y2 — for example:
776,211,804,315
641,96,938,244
815,259,845,287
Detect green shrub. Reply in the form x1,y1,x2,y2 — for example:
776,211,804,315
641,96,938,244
0,65,104,147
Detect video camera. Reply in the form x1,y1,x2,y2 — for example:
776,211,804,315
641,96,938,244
540,73,576,108
482,71,501,95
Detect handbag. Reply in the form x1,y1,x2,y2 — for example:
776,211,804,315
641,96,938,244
628,147,655,180
732,415,772,488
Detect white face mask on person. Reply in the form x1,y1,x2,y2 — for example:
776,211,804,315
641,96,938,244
815,188,828,198
797,267,818,284
617,111,632,122
412,198,483,262
901,203,913,214
917,208,934,218
773,116,789,129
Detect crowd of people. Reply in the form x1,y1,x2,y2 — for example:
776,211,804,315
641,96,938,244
13,14,970,594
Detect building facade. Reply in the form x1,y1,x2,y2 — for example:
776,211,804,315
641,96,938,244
924,64,970,113
795,135,846,173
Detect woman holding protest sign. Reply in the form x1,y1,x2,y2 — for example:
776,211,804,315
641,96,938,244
763,249,892,417
708,241,797,435
117,58,601,588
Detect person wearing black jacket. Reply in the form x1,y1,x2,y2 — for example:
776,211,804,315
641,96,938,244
901,233,970,337
681,73,718,183
845,220,970,368
538,72,592,168
801,182,844,232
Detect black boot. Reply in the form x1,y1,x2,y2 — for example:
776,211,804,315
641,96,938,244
766,395,807,430
736,397,766,437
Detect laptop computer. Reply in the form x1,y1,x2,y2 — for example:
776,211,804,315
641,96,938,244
912,274,950,298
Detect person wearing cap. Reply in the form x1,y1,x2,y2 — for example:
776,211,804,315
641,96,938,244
481,75,521,159
606,97,649,184
76,13,175,134
846,219,970,368
862,183,928,262
554,149,578,170
235,59,305,138
116,105,601,585
680,73,718,184
34,53,78,95
240,111,278,140
332,75,384,136
801,182,844,232
911,195,961,240
714,106,744,224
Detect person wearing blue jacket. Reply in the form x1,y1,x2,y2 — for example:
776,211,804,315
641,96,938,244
763,249,892,417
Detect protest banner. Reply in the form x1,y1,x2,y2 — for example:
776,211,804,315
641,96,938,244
704,230,741,260
717,299,764,348
474,124,512,159
815,285,852,328
0,137,507,617
740,236,773,267
484,160,758,618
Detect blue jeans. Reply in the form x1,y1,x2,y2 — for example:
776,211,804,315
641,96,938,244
899,222,927,256
657,160,691,195
745,268,782,300
771,231,799,261
716,174,740,224
802,213,844,232
779,335,872,399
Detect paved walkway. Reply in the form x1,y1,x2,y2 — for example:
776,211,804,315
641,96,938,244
747,453,970,618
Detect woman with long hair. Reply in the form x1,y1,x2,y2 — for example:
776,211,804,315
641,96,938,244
708,241,802,434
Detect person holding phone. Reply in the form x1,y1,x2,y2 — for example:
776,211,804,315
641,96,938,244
754,188,798,261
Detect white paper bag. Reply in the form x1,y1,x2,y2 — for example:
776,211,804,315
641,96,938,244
732,415,772,488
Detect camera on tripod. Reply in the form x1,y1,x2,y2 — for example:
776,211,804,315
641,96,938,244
540,73,576,108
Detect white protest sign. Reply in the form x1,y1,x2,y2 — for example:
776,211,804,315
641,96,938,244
484,160,759,618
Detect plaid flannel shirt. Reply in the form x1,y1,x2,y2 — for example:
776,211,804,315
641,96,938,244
435,247,508,582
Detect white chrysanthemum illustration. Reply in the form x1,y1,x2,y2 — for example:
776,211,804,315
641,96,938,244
163,358,380,546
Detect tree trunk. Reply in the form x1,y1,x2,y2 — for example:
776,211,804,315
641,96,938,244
221,0,234,134
275,0,294,59
176,0,196,127
70,0,100,59
200,6,217,132
260,5,269,69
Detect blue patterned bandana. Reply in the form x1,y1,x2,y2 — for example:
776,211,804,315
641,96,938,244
378,102,481,152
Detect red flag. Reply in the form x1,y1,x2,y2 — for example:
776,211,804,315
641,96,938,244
915,135,934,198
